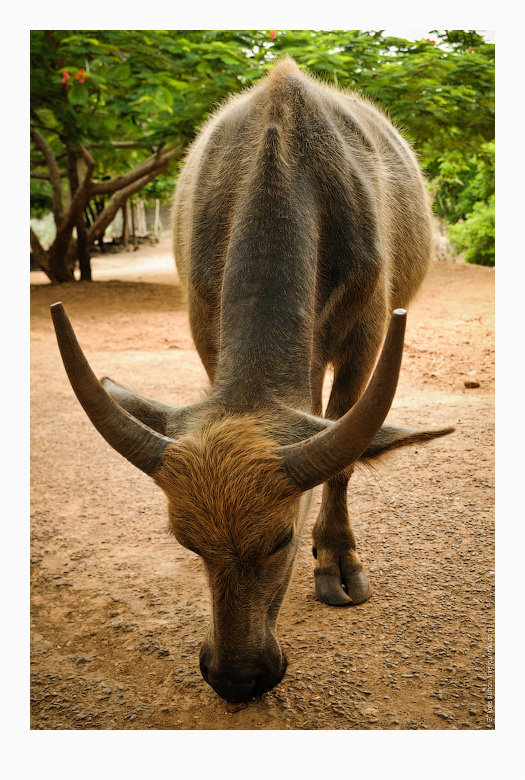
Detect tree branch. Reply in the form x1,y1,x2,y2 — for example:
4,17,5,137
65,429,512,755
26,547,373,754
89,144,182,196
48,145,96,266
30,171,68,180
31,152,68,165
78,144,96,171
30,227,54,281
30,128,63,222
30,122,67,144
87,140,160,149
87,157,172,243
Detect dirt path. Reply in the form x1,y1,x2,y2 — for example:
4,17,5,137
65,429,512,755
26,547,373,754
30,235,495,730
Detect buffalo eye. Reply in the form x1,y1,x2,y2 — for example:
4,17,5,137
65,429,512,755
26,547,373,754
271,528,294,555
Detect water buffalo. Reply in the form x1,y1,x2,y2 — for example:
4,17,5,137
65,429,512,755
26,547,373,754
51,57,453,703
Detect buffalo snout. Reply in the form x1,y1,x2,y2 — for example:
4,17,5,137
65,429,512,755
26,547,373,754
199,644,287,703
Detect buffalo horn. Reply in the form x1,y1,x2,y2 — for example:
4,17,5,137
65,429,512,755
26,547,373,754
50,302,174,476
278,309,407,491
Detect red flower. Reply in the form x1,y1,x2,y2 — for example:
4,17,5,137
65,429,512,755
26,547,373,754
74,68,89,83
270,30,276,40
61,70,69,84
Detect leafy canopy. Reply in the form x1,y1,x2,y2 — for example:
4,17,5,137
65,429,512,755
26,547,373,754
31,30,495,262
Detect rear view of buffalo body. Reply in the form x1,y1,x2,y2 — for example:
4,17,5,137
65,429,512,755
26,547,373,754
52,59,453,703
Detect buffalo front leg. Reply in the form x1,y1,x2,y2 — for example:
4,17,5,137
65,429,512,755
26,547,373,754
312,469,372,605
311,315,382,606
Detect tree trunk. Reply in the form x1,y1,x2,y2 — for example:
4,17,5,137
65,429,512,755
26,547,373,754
122,202,129,248
77,217,92,280
30,228,57,283
136,199,147,237
48,230,76,282
154,199,163,234
130,200,136,239
68,149,92,281
35,144,95,283
85,202,96,227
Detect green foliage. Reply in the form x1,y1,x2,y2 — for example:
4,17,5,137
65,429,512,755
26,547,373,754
30,29,495,265
264,29,495,265
266,30,494,169
141,175,176,209
434,142,495,223
30,29,257,185
448,195,495,266
30,178,53,218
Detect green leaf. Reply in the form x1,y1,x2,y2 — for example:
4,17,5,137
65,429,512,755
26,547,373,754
110,62,131,81
68,81,89,105
156,86,174,107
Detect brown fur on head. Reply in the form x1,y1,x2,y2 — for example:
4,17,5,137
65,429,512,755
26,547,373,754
153,416,300,563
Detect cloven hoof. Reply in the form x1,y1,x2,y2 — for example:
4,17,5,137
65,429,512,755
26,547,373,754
315,570,373,606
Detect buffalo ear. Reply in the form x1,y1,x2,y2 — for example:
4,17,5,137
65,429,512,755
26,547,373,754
359,424,455,460
101,378,176,436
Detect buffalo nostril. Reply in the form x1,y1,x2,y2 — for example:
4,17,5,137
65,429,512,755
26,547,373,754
208,675,257,703
199,647,287,701
203,659,287,702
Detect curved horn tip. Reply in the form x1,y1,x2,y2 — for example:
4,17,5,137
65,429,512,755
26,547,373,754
49,298,175,476
50,302,66,323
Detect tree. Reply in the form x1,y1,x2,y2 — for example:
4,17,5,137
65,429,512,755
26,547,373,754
31,30,495,280
30,30,255,282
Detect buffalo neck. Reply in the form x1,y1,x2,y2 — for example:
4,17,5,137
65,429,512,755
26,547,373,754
214,151,318,412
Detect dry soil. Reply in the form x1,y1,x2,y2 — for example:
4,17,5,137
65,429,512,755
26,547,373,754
30,234,495,730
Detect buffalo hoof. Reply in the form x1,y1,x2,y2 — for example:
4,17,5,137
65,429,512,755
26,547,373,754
344,570,373,604
315,570,372,607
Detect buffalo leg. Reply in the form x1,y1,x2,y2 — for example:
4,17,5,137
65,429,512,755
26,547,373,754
188,293,220,382
311,323,381,606
312,470,372,605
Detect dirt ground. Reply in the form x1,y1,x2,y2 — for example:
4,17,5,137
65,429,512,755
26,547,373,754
30,233,495,730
